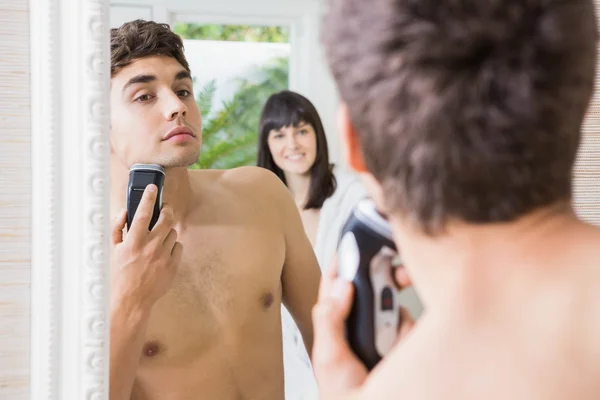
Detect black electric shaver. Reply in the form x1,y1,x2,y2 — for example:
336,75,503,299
337,198,402,371
126,164,165,231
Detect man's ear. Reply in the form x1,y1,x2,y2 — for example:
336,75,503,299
338,103,389,213
338,103,367,173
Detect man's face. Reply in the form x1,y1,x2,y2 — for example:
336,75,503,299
110,55,202,168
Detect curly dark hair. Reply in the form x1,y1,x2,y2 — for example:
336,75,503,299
322,0,598,234
111,19,190,77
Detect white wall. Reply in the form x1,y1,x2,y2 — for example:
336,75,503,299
0,0,31,398
182,40,291,120
110,0,344,165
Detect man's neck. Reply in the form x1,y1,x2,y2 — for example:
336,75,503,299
392,203,583,313
284,172,311,208
110,158,196,225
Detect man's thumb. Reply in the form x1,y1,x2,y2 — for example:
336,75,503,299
312,280,354,362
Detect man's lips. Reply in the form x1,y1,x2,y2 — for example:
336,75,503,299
163,126,195,141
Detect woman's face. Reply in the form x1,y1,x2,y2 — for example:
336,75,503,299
267,121,317,176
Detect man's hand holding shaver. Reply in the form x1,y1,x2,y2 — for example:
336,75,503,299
111,184,182,312
311,258,415,399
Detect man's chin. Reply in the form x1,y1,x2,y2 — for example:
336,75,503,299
157,152,200,169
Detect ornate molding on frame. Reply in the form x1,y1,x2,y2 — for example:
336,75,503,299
30,0,60,397
30,0,110,399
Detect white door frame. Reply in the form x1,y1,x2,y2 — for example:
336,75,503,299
112,0,321,96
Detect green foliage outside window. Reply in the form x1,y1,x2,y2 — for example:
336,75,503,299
174,23,289,43
173,23,289,169
190,57,288,169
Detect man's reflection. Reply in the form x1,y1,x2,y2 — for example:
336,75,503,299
108,19,321,400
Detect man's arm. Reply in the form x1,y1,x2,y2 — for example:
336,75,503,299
109,295,151,400
281,213,321,355
109,186,181,399
262,171,322,355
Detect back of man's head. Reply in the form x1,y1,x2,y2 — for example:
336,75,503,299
111,19,190,77
322,0,598,234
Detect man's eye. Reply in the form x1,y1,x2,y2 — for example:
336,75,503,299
135,94,152,102
178,90,192,98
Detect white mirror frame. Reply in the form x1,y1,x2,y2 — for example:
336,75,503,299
27,2,324,398
30,0,111,398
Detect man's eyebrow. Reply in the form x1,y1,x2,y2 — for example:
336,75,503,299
121,70,192,93
174,70,192,81
122,74,156,92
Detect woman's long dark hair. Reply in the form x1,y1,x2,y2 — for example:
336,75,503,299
257,90,336,210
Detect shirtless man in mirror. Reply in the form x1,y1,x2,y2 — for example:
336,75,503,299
108,20,321,400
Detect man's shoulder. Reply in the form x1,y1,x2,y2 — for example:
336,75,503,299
188,166,287,199
228,166,290,196
224,165,279,182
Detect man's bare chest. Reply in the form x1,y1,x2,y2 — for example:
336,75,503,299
180,217,284,284
140,220,286,361
170,228,284,310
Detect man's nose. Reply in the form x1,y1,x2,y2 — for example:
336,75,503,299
164,94,188,120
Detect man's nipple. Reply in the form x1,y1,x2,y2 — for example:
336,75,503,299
261,292,274,309
142,341,162,358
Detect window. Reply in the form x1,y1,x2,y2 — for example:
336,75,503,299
173,23,291,169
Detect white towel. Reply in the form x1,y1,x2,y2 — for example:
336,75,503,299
281,167,367,400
